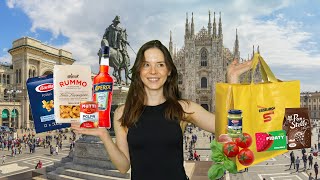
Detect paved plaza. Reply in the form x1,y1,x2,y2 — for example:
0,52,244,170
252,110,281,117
1,126,319,180
0,130,73,179
184,125,320,180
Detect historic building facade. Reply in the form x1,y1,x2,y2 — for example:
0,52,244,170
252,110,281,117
300,91,320,121
169,12,259,112
0,37,75,129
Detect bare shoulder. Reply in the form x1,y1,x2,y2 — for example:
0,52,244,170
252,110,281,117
113,105,127,132
115,104,125,115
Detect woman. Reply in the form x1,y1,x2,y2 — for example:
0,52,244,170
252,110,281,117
71,40,252,180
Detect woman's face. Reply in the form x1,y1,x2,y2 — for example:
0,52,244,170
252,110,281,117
140,47,171,94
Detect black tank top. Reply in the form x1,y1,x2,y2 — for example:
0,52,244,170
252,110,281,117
127,101,187,180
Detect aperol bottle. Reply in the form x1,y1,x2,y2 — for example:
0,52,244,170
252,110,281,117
93,45,113,128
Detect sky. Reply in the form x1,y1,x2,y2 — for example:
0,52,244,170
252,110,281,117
1,0,319,92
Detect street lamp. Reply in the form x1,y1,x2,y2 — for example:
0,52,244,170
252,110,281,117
7,89,22,129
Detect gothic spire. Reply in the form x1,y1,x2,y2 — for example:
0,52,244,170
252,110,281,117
213,12,216,38
185,12,190,39
252,45,255,58
218,12,222,38
234,29,240,60
208,10,212,36
169,30,173,56
191,12,195,37
174,44,177,57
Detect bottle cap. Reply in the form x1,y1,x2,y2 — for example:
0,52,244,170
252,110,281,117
228,109,242,114
101,46,109,58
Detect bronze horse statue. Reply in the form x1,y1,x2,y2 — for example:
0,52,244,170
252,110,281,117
99,37,131,86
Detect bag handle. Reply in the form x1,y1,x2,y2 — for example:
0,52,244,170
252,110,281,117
244,53,278,83
225,86,234,133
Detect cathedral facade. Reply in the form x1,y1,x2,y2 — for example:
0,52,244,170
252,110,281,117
169,12,257,113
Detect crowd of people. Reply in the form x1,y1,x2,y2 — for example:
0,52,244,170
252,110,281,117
184,124,214,161
290,147,319,180
0,128,76,166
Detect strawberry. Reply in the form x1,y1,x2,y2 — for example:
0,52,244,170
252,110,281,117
255,133,273,152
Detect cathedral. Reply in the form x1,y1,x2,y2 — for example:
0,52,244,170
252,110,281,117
169,11,260,113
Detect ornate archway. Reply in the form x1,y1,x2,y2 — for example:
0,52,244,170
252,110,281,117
1,109,10,126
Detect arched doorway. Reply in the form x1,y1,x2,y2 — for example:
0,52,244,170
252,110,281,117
42,71,53,75
2,109,10,126
11,109,19,128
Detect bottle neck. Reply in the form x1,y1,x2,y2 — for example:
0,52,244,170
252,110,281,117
100,56,109,73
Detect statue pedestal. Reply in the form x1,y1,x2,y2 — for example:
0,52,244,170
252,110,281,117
46,85,129,179
46,135,130,179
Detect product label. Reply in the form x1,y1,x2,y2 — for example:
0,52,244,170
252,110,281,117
93,82,113,111
26,74,70,133
227,118,242,138
80,101,98,128
53,65,92,123
255,130,287,152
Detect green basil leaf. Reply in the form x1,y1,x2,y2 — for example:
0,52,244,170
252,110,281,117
223,158,237,174
210,140,223,152
211,151,225,162
208,163,225,180
210,140,225,162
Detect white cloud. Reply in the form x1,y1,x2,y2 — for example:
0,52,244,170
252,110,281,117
6,0,16,8
5,0,320,91
0,54,12,65
305,12,315,17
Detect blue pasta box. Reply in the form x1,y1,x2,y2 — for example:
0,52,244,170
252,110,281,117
26,74,70,133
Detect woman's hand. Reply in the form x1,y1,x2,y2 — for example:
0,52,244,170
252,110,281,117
70,122,108,139
227,59,253,83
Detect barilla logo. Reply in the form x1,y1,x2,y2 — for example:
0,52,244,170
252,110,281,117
35,83,54,92
258,105,275,122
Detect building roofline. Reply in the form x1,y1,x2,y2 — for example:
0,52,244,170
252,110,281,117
8,45,76,62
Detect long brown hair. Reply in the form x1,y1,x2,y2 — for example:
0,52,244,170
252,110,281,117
120,40,187,128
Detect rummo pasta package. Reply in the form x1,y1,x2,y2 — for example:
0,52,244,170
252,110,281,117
26,74,70,133
54,65,92,123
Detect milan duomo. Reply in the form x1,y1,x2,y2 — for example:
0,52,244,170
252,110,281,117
168,11,261,113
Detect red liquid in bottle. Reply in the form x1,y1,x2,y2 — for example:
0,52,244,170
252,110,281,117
93,46,113,128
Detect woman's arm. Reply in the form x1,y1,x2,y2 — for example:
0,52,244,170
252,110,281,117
181,101,215,133
71,106,130,174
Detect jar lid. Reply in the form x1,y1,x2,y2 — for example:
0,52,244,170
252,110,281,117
228,109,242,114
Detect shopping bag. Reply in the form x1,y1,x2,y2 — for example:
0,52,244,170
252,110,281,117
215,53,300,171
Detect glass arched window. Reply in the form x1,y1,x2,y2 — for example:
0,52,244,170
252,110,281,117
3,74,6,85
201,77,207,88
178,73,183,85
18,69,21,83
7,75,10,84
33,70,36,77
201,104,209,111
29,69,32,78
200,48,208,66
16,70,18,83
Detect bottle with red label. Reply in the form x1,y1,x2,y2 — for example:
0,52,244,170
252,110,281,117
93,45,113,128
